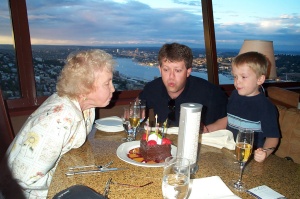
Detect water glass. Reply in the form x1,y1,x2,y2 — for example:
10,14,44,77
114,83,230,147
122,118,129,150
139,99,146,122
162,157,190,199
121,106,134,142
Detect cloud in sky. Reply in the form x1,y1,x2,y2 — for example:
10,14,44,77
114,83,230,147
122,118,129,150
1,0,300,51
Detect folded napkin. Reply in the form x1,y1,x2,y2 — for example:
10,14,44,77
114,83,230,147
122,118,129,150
189,176,241,199
163,127,179,134
200,130,236,150
143,126,179,134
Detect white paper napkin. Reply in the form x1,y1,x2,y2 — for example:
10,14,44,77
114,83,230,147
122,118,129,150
144,126,179,134
189,176,241,199
144,127,235,150
200,130,236,150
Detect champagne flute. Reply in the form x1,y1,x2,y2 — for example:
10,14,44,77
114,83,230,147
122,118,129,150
128,100,141,141
232,129,254,191
162,157,190,199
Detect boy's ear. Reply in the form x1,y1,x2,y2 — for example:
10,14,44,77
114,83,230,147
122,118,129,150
257,75,266,85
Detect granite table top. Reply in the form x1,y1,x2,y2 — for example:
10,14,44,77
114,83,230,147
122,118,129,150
47,128,300,199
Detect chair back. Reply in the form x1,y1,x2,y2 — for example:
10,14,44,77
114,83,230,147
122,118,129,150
0,89,14,161
267,86,300,108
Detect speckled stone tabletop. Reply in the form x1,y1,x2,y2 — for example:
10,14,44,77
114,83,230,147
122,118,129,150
47,128,300,199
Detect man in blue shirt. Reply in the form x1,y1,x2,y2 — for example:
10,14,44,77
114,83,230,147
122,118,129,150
139,43,228,132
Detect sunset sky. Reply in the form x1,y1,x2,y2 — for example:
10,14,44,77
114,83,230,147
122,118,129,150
1,0,299,51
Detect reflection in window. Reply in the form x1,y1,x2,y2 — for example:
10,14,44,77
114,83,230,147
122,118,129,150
0,0,20,99
213,0,300,84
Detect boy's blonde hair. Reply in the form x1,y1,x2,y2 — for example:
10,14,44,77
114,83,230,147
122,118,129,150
232,51,268,77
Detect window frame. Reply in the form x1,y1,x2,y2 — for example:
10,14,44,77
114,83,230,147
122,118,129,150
6,0,300,116
8,0,37,113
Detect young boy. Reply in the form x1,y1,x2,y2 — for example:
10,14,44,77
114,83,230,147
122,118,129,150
227,51,280,162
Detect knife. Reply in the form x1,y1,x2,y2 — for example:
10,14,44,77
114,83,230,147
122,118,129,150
65,167,128,176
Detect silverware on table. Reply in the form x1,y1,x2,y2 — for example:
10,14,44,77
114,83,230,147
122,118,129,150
68,160,113,170
112,181,153,188
65,167,128,176
65,160,127,176
103,178,112,198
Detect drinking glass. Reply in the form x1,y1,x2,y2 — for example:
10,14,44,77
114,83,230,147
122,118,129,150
137,99,146,132
162,157,190,199
139,99,146,123
232,129,254,191
128,100,141,141
121,106,133,142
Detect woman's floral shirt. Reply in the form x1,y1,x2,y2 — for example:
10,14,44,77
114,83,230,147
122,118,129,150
6,93,95,198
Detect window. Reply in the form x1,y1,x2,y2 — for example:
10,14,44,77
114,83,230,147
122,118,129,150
26,0,206,93
213,0,300,84
0,0,20,99
3,0,300,114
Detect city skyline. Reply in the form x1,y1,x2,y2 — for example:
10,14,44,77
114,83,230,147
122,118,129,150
1,0,300,51
1,44,300,99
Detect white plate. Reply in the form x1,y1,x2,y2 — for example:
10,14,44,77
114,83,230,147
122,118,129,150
95,116,122,126
95,116,124,132
116,141,177,167
94,124,124,132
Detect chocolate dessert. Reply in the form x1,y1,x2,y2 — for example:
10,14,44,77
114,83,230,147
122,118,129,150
140,139,171,162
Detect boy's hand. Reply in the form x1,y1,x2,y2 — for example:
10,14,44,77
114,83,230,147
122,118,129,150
254,148,267,162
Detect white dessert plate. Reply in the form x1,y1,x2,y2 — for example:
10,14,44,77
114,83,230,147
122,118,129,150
95,116,124,132
116,141,177,167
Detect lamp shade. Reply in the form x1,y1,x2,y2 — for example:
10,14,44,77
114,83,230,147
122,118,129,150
239,40,277,79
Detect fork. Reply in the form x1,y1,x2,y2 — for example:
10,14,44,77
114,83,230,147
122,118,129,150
68,161,113,170
103,178,112,198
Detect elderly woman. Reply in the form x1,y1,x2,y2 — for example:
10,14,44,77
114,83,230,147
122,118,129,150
4,49,115,198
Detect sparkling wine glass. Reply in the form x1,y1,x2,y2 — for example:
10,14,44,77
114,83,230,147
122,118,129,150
162,157,190,199
232,129,254,191
128,100,141,141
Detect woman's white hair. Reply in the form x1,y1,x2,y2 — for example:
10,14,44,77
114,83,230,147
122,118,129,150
56,49,115,99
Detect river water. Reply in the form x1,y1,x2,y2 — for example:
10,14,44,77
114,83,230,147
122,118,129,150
115,57,233,84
